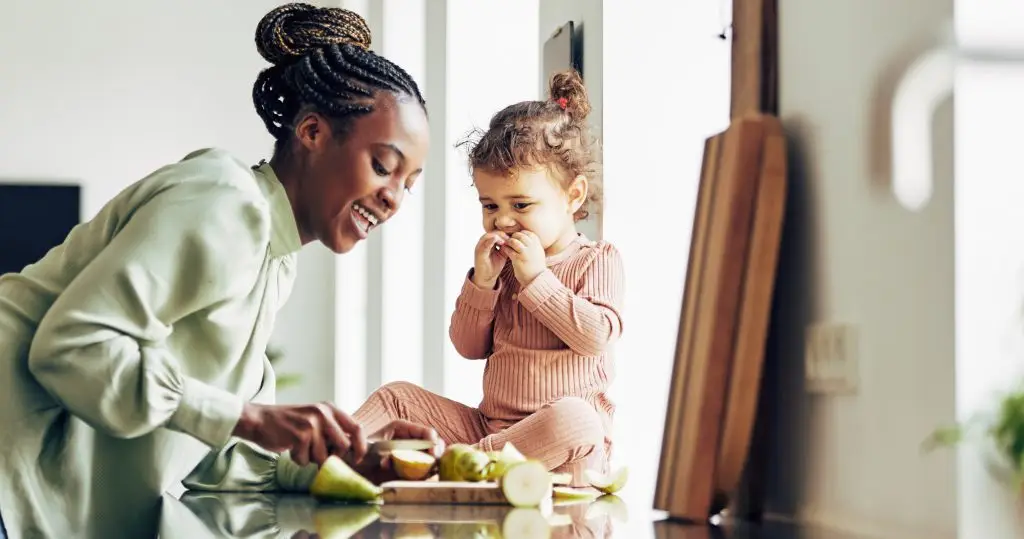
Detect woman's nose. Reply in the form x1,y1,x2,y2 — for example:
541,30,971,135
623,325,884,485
377,186,399,216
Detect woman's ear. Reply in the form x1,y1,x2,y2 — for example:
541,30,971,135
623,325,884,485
567,175,589,214
294,112,330,152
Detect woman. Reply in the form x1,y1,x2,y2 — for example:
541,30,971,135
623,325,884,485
0,4,435,537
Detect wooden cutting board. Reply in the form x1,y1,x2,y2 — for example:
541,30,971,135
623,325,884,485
380,481,508,505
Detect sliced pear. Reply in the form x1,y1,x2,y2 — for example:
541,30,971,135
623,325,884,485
547,512,574,527
390,449,436,481
549,472,572,486
584,494,629,523
500,460,552,508
501,508,552,539
583,466,629,495
313,504,380,539
552,486,599,502
309,455,383,503
391,522,434,539
439,444,490,481
486,442,529,480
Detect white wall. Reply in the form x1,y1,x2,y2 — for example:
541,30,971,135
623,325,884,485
602,0,732,519
443,0,540,406
0,0,343,406
768,0,957,536
955,1,1024,536
538,1,602,240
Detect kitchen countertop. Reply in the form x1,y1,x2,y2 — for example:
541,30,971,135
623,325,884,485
155,491,855,539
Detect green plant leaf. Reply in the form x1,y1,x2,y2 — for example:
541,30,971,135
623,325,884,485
276,373,302,389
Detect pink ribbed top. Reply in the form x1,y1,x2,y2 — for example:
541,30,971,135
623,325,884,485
448,234,625,426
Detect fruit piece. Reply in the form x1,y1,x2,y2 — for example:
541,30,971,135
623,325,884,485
309,455,383,503
584,494,629,522
583,466,629,494
313,504,380,539
549,472,572,485
547,513,574,527
390,449,436,481
392,522,434,539
500,460,552,508
501,508,552,539
486,443,528,480
457,447,492,481
552,486,599,502
439,444,491,481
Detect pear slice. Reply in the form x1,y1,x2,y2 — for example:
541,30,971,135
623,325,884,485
549,472,572,486
583,466,629,495
390,449,436,481
439,444,490,481
309,455,383,503
487,442,529,480
584,494,629,522
313,504,380,539
500,460,552,508
501,508,552,539
552,486,599,502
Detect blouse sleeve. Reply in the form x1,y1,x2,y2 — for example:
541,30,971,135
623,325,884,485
28,182,270,449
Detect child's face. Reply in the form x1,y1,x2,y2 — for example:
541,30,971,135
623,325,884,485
474,166,586,253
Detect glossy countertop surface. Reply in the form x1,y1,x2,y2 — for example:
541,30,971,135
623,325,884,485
156,491,855,539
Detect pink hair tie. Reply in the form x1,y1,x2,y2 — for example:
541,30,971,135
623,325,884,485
556,97,568,110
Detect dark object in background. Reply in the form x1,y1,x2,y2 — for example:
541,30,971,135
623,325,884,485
0,184,81,276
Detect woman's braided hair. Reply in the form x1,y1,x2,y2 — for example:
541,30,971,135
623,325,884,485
252,3,425,152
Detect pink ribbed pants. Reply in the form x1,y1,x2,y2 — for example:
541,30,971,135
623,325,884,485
353,381,608,486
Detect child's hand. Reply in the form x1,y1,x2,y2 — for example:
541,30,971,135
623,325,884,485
472,231,509,289
504,231,547,285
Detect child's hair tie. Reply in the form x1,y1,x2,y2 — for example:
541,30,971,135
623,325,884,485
555,97,568,110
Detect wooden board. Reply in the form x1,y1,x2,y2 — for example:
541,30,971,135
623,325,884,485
653,134,723,510
380,481,508,505
654,115,767,521
731,0,778,117
713,116,787,504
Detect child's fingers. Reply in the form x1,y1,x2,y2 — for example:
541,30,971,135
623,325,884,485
505,238,526,254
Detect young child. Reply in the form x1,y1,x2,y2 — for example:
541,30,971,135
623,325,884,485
353,70,624,484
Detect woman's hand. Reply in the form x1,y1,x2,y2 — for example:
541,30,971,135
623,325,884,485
471,231,509,289
232,402,369,467
347,419,446,484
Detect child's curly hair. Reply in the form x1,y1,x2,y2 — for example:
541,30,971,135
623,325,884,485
457,69,601,221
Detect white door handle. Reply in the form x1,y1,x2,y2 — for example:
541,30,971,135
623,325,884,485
891,28,1024,211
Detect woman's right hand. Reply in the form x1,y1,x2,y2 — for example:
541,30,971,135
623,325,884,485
232,402,368,467
472,231,509,289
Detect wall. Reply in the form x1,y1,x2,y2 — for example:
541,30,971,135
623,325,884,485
0,0,340,405
601,0,732,517
538,1,602,240
766,0,957,536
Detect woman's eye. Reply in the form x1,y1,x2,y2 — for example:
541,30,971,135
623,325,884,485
513,202,532,210
483,204,498,211
372,159,390,176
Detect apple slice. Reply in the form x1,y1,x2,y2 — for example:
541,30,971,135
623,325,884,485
500,460,552,508
309,455,383,503
585,494,629,523
583,466,629,495
390,449,436,481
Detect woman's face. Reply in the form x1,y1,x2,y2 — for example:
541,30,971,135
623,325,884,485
293,92,430,253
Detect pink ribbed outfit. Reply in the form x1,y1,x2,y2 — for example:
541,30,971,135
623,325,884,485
353,234,625,484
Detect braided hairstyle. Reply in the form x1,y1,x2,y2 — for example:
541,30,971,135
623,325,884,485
252,3,426,155
457,70,601,221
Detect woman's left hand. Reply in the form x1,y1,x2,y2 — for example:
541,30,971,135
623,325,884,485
345,419,445,484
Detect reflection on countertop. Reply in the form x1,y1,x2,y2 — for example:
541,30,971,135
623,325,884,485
157,491,858,538
158,491,620,538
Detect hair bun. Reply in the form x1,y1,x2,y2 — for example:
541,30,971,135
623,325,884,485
256,2,372,65
548,69,591,121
